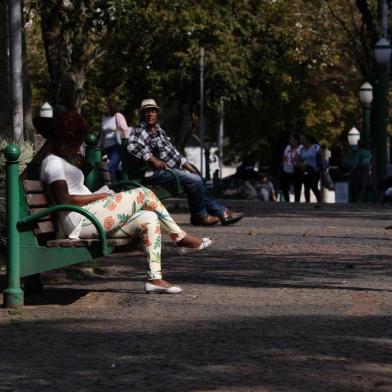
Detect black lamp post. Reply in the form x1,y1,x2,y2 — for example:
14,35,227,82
358,82,373,144
373,37,391,186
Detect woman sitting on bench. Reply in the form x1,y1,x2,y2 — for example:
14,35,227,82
40,111,213,294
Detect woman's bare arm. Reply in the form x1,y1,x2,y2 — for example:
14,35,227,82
49,180,111,206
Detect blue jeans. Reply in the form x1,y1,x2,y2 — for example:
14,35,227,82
144,169,226,220
105,145,121,181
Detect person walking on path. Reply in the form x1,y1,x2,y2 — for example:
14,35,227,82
280,134,302,202
98,98,132,181
297,133,323,203
126,98,243,227
41,111,213,295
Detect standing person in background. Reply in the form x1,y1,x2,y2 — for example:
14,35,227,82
98,98,132,181
297,133,323,203
280,134,302,202
346,139,372,202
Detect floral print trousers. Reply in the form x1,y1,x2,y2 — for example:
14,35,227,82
79,187,187,280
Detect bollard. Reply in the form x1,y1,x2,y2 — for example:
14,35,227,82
84,132,99,190
3,145,24,308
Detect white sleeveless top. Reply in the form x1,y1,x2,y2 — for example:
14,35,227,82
282,144,302,173
40,154,92,238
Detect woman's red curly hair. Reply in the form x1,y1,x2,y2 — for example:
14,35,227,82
52,111,89,145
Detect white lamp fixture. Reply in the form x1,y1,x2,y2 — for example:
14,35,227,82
40,102,53,118
359,82,373,107
347,127,361,146
374,38,392,67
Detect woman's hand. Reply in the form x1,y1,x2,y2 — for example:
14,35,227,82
49,180,111,206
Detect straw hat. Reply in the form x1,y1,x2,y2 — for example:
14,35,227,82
139,99,160,112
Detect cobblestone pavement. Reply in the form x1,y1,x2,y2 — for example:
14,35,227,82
1,201,392,391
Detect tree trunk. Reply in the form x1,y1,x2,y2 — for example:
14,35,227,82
0,0,11,137
38,1,91,112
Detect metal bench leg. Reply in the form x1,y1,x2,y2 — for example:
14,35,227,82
3,145,23,308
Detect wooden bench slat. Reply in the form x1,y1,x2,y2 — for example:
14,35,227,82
96,161,110,170
46,238,131,247
101,172,112,183
29,208,52,221
33,221,55,236
23,180,45,193
26,193,49,207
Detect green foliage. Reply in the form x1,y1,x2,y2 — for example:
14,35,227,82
26,0,379,168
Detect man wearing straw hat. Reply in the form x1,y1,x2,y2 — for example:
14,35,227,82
127,99,243,226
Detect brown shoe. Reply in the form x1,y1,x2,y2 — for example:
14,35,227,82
220,210,244,225
190,215,220,226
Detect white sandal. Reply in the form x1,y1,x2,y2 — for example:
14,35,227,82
176,237,214,254
144,282,183,294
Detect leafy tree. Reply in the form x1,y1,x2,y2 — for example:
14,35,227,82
24,0,385,169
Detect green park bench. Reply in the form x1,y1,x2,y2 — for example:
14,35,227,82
2,143,134,308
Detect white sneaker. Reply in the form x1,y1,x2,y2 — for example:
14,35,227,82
144,282,183,294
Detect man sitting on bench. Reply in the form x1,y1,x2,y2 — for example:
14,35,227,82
126,99,243,226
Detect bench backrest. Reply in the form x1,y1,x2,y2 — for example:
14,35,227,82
22,179,56,244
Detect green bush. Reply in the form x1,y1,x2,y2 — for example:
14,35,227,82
0,138,34,265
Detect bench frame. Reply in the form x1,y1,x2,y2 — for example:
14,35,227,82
3,144,122,308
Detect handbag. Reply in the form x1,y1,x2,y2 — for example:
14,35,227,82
321,170,335,191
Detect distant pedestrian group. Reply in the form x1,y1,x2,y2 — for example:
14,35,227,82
280,133,327,203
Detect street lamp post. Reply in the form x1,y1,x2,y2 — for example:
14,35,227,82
359,82,373,144
199,47,205,177
347,126,361,148
8,0,24,141
204,139,211,181
373,37,391,186
347,127,361,202
40,102,53,118
218,96,225,180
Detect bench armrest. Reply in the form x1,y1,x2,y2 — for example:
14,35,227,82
17,205,109,256
109,180,142,192
166,168,182,196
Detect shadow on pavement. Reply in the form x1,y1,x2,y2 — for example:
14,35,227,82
0,314,391,391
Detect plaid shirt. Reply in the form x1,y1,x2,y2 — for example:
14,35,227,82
127,122,187,169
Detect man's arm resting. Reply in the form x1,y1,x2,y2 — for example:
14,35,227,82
183,162,198,174
148,156,168,170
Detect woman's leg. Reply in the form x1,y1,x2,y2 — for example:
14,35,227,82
280,172,290,202
293,174,302,202
80,208,164,281
303,174,311,202
309,172,321,202
112,210,163,280
80,187,187,242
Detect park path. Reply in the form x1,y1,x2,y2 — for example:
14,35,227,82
1,202,392,392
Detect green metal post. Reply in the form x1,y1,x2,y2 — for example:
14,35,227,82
84,133,99,190
85,132,97,164
373,66,389,187
362,105,371,145
3,144,23,308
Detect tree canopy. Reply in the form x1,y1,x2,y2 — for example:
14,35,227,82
21,0,385,168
